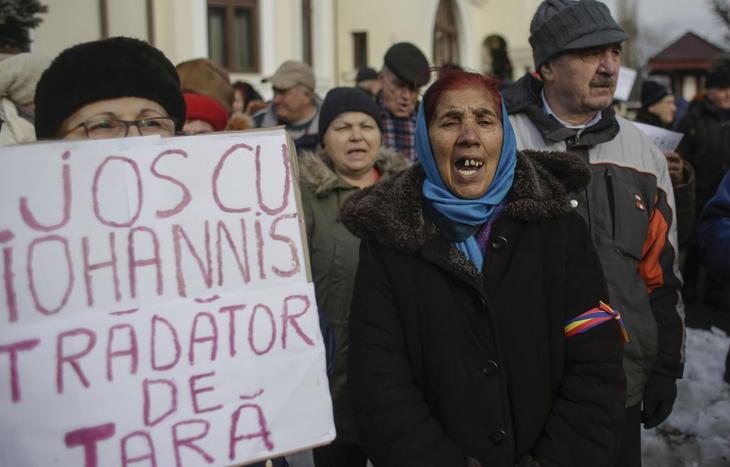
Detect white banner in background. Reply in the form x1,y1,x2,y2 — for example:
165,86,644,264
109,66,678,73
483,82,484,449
0,130,334,467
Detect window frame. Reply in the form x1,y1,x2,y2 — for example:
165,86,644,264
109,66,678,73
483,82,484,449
207,0,260,73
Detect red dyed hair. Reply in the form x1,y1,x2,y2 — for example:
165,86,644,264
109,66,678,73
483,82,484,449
422,66,502,126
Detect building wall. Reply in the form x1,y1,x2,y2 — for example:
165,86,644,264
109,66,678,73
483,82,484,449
32,0,102,59
32,0,543,96
334,0,539,86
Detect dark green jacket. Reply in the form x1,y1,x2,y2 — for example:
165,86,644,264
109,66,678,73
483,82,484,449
299,146,409,443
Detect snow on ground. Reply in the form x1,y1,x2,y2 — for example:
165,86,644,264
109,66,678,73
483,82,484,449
643,327,730,467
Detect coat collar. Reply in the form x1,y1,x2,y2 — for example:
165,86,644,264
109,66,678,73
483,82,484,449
341,149,590,256
503,73,620,147
298,146,410,197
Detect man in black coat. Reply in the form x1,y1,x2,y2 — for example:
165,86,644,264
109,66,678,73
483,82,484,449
677,55,730,309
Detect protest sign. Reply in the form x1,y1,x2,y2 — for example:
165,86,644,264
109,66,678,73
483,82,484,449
614,67,637,102
0,129,335,466
632,121,684,152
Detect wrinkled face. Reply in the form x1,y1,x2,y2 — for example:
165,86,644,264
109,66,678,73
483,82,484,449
323,111,382,179
707,86,730,110
379,67,418,117
541,43,622,121
182,119,215,135
648,94,677,125
428,87,503,199
60,97,170,140
272,85,314,123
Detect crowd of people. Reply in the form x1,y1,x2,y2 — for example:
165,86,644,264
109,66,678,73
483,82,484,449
1,0,729,465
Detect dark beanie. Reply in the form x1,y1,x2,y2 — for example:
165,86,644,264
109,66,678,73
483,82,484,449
641,80,670,108
34,36,185,139
318,87,383,144
707,53,730,89
529,0,629,70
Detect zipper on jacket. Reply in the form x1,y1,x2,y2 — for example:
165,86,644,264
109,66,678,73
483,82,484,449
605,168,616,238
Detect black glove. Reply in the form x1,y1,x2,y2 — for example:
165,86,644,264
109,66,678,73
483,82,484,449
641,372,678,429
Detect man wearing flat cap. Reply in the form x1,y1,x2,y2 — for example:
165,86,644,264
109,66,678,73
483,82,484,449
502,1,685,465
254,60,322,153
377,42,429,160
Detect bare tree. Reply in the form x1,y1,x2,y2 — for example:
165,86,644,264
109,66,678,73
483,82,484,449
616,0,640,68
710,0,730,44
0,0,47,54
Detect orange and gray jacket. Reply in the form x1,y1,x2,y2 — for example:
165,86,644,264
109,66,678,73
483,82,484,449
503,74,685,406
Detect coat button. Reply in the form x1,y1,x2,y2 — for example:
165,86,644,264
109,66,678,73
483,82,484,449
481,361,498,376
490,429,507,445
570,199,578,208
490,236,508,250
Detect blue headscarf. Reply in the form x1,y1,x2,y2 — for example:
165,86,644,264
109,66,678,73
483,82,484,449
417,96,517,271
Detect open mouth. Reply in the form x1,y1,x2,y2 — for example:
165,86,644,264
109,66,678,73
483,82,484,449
455,157,484,177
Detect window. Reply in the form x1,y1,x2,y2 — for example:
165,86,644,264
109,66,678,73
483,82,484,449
432,0,460,66
353,32,368,69
302,0,313,65
207,0,260,73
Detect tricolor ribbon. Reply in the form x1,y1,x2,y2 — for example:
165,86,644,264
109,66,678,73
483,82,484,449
564,301,629,343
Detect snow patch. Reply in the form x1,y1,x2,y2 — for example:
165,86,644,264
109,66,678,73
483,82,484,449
643,327,730,467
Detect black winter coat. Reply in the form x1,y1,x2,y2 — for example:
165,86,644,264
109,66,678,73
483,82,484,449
341,150,626,467
677,97,730,213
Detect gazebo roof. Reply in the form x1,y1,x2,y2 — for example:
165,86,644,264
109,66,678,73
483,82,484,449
648,31,725,72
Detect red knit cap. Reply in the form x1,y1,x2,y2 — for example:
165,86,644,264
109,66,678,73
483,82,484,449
183,92,228,131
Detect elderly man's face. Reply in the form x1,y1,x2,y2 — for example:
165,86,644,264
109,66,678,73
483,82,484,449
379,68,419,118
272,85,315,124
541,43,622,123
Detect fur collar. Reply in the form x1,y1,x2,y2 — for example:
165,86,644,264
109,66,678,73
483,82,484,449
298,146,410,196
340,149,590,254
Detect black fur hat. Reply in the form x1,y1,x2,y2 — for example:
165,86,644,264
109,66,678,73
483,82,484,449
34,36,185,139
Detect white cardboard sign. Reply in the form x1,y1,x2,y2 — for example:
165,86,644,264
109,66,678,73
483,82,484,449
632,121,684,153
0,130,334,466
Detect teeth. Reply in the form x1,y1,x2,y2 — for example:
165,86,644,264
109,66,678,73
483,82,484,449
461,159,483,168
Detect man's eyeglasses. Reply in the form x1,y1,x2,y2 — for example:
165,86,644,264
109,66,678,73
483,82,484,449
68,117,177,139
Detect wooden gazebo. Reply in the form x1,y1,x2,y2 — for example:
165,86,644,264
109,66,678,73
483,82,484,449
647,31,726,98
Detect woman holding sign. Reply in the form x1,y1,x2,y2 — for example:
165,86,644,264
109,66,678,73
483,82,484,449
299,87,409,467
341,67,627,467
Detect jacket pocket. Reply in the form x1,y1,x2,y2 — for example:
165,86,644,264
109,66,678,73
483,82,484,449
608,169,650,263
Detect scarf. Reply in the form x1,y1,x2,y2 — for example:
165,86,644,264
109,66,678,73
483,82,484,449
417,98,517,271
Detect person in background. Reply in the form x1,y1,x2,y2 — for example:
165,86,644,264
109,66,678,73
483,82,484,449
176,57,234,114
502,1,684,465
376,42,430,161
232,80,264,115
299,87,408,467
181,92,228,135
0,52,50,145
696,169,730,384
677,53,730,309
342,66,625,467
34,36,185,141
354,67,381,98
253,60,322,154
636,80,695,268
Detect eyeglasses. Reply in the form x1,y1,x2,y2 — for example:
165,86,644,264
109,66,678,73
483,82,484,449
68,117,177,139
